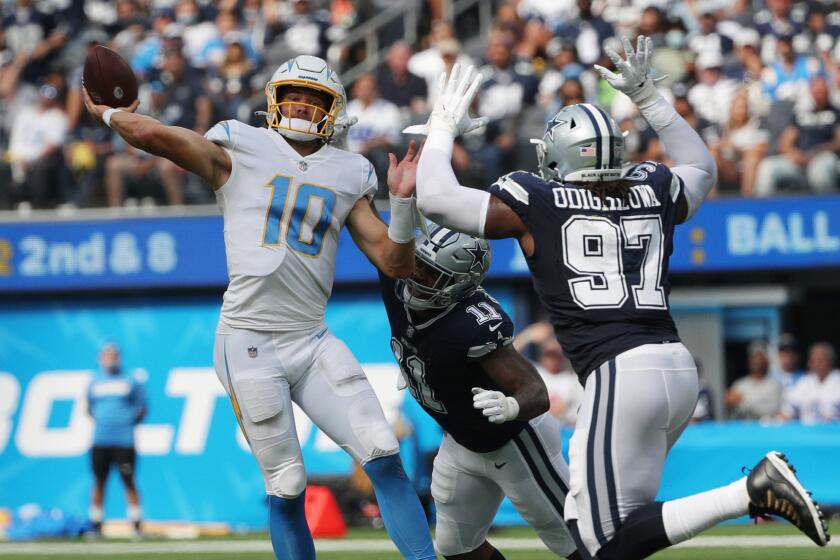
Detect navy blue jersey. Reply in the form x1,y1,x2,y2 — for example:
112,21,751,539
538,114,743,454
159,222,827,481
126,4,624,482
485,162,685,380
379,274,527,453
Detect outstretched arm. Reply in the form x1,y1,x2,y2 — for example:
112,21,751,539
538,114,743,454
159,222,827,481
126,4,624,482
414,65,528,239
596,36,716,222
83,88,231,190
472,344,550,423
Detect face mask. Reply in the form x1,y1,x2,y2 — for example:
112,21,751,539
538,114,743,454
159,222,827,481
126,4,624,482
665,30,685,49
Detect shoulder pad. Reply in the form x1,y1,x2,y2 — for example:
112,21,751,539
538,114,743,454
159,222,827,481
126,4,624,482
205,120,240,150
491,171,543,205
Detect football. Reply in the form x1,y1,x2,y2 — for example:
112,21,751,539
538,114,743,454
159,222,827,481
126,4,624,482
82,45,138,108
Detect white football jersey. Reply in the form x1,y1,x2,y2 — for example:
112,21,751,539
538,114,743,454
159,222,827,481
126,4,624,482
206,120,378,330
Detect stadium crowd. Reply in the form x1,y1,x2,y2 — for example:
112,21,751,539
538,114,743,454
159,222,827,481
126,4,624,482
0,0,839,210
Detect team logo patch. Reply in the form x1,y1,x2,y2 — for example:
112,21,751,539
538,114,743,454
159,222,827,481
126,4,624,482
580,145,596,157
465,241,488,272
545,115,567,141
248,346,258,358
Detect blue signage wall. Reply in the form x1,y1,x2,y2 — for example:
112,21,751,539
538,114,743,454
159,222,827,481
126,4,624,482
1,195,838,293
0,289,511,528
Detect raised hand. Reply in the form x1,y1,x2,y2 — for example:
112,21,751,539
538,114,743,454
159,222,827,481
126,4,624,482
387,140,423,198
594,36,657,104
403,63,488,137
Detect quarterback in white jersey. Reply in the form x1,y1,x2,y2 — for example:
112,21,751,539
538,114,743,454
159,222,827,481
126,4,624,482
84,55,436,560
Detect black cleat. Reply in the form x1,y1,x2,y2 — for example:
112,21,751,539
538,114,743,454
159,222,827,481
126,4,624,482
746,451,829,547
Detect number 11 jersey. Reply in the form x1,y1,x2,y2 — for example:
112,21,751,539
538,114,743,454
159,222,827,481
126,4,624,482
206,120,378,331
484,162,686,381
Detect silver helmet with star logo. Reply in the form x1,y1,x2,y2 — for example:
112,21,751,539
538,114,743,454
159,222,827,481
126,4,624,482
397,224,492,310
530,103,625,183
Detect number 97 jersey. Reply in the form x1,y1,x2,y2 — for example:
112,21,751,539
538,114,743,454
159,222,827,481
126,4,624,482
485,162,686,382
206,120,378,331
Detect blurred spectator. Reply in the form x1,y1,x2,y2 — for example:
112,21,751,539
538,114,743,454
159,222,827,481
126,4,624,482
174,0,217,66
780,342,840,423
377,41,427,115
535,338,583,428
467,32,538,185
346,73,402,194
200,11,260,70
636,6,666,48
2,0,68,85
688,50,738,127
711,91,768,195
408,21,474,101
207,34,259,123
517,0,576,29
86,342,146,537
478,31,538,122
538,39,589,109
772,333,806,392
272,0,331,59
553,0,613,66
726,341,783,420
760,34,823,103
130,7,177,79
651,19,692,88
688,9,733,58
754,76,840,196
512,321,582,427
754,0,803,52
2,79,68,210
729,28,768,114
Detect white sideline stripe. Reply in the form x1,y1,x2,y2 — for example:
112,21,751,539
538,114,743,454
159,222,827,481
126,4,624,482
0,535,831,555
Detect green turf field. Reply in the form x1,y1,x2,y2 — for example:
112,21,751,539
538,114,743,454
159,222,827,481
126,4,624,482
0,521,835,559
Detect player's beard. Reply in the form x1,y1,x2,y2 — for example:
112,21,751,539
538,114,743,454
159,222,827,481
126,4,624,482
278,115,326,142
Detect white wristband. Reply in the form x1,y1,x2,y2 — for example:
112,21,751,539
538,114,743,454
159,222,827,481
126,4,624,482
388,194,416,244
102,108,122,128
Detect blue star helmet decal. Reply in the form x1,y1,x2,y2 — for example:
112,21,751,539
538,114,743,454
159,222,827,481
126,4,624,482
465,241,488,272
545,114,567,141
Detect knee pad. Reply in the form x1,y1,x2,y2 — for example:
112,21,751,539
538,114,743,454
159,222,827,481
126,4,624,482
349,394,399,462
262,449,307,499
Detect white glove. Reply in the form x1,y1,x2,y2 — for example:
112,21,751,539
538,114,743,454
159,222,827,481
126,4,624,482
594,36,659,107
403,63,489,137
331,113,358,145
472,387,520,424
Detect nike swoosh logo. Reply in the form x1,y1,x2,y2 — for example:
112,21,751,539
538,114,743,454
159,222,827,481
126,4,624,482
494,462,506,469
488,322,503,332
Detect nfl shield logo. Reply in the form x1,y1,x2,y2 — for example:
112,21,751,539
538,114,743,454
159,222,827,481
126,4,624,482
248,346,258,358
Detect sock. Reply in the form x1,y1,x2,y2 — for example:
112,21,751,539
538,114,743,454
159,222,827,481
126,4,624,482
89,506,103,523
89,506,103,532
594,502,670,560
127,505,142,532
268,494,316,560
363,455,436,560
662,477,749,544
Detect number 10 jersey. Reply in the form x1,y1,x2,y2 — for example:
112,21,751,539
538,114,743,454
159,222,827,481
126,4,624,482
206,119,378,331
484,162,686,381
